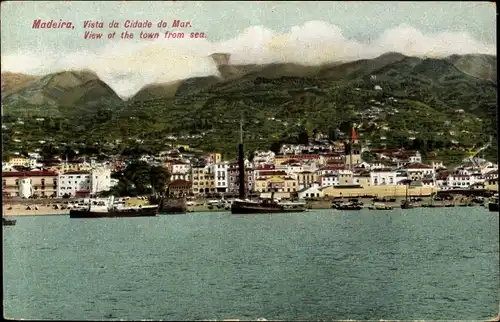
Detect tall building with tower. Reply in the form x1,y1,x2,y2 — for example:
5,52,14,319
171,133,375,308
344,127,361,169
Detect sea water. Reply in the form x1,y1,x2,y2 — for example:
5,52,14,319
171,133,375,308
3,208,499,320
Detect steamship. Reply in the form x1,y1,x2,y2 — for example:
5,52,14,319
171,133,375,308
69,196,159,218
3,217,17,226
230,116,306,214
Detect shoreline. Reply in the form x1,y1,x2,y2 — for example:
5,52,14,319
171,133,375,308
3,194,490,217
3,205,488,217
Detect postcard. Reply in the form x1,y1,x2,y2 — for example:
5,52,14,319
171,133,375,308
1,1,498,321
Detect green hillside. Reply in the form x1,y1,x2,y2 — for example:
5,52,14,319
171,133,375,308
1,53,497,163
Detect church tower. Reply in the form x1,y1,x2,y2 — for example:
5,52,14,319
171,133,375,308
344,127,361,169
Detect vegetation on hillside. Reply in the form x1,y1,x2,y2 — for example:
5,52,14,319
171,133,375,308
2,54,497,164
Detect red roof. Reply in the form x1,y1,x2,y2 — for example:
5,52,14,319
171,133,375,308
281,159,301,165
323,153,343,158
319,166,345,171
257,164,275,170
257,170,288,176
169,180,192,188
436,174,449,180
2,170,58,177
61,171,90,175
394,151,418,157
326,160,344,165
371,148,400,154
406,163,432,169
275,154,320,159
450,175,471,178
371,168,394,172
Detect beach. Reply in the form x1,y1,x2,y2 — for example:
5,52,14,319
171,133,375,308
3,204,69,216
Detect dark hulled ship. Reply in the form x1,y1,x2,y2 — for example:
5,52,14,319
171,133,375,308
69,196,158,218
3,217,17,225
231,197,307,214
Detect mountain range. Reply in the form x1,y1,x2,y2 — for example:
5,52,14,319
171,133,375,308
1,52,497,162
1,52,496,109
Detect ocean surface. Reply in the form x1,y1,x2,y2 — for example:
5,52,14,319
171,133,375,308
3,208,499,320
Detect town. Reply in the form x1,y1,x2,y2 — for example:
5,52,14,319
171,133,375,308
2,128,498,203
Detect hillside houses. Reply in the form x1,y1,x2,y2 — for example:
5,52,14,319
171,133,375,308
2,139,497,200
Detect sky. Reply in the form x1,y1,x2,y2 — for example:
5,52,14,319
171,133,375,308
1,1,496,98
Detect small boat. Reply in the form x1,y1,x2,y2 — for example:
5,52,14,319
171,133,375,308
3,217,17,226
423,203,445,208
400,200,416,209
400,180,416,209
368,202,393,210
334,201,363,210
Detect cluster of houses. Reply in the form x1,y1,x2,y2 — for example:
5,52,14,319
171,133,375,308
2,155,113,199
2,141,498,200
163,144,498,200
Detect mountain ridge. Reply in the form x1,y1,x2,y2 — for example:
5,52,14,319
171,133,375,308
1,52,496,106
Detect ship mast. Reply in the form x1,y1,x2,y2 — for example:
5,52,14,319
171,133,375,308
238,111,246,200
349,126,353,171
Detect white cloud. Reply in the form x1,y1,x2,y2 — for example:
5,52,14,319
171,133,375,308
1,21,496,98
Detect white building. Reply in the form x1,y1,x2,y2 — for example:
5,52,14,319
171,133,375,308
431,161,446,170
253,150,275,165
275,163,305,176
370,169,398,186
316,166,345,177
298,183,324,199
91,167,112,194
409,151,422,163
213,163,229,192
57,171,91,197
319,174,339,187
405,163,435,181
19,178,32,198
436,178,450,190
446,173,485,189
170,162,191,181
2,162,14,172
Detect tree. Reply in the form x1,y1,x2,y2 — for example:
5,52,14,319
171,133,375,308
41,144,60,160
270,142,282,154
61,146,77,160
297,130,309,145
111,161,170,197
150,166,170,193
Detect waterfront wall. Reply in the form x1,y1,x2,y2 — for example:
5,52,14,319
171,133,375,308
322,185,438,198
